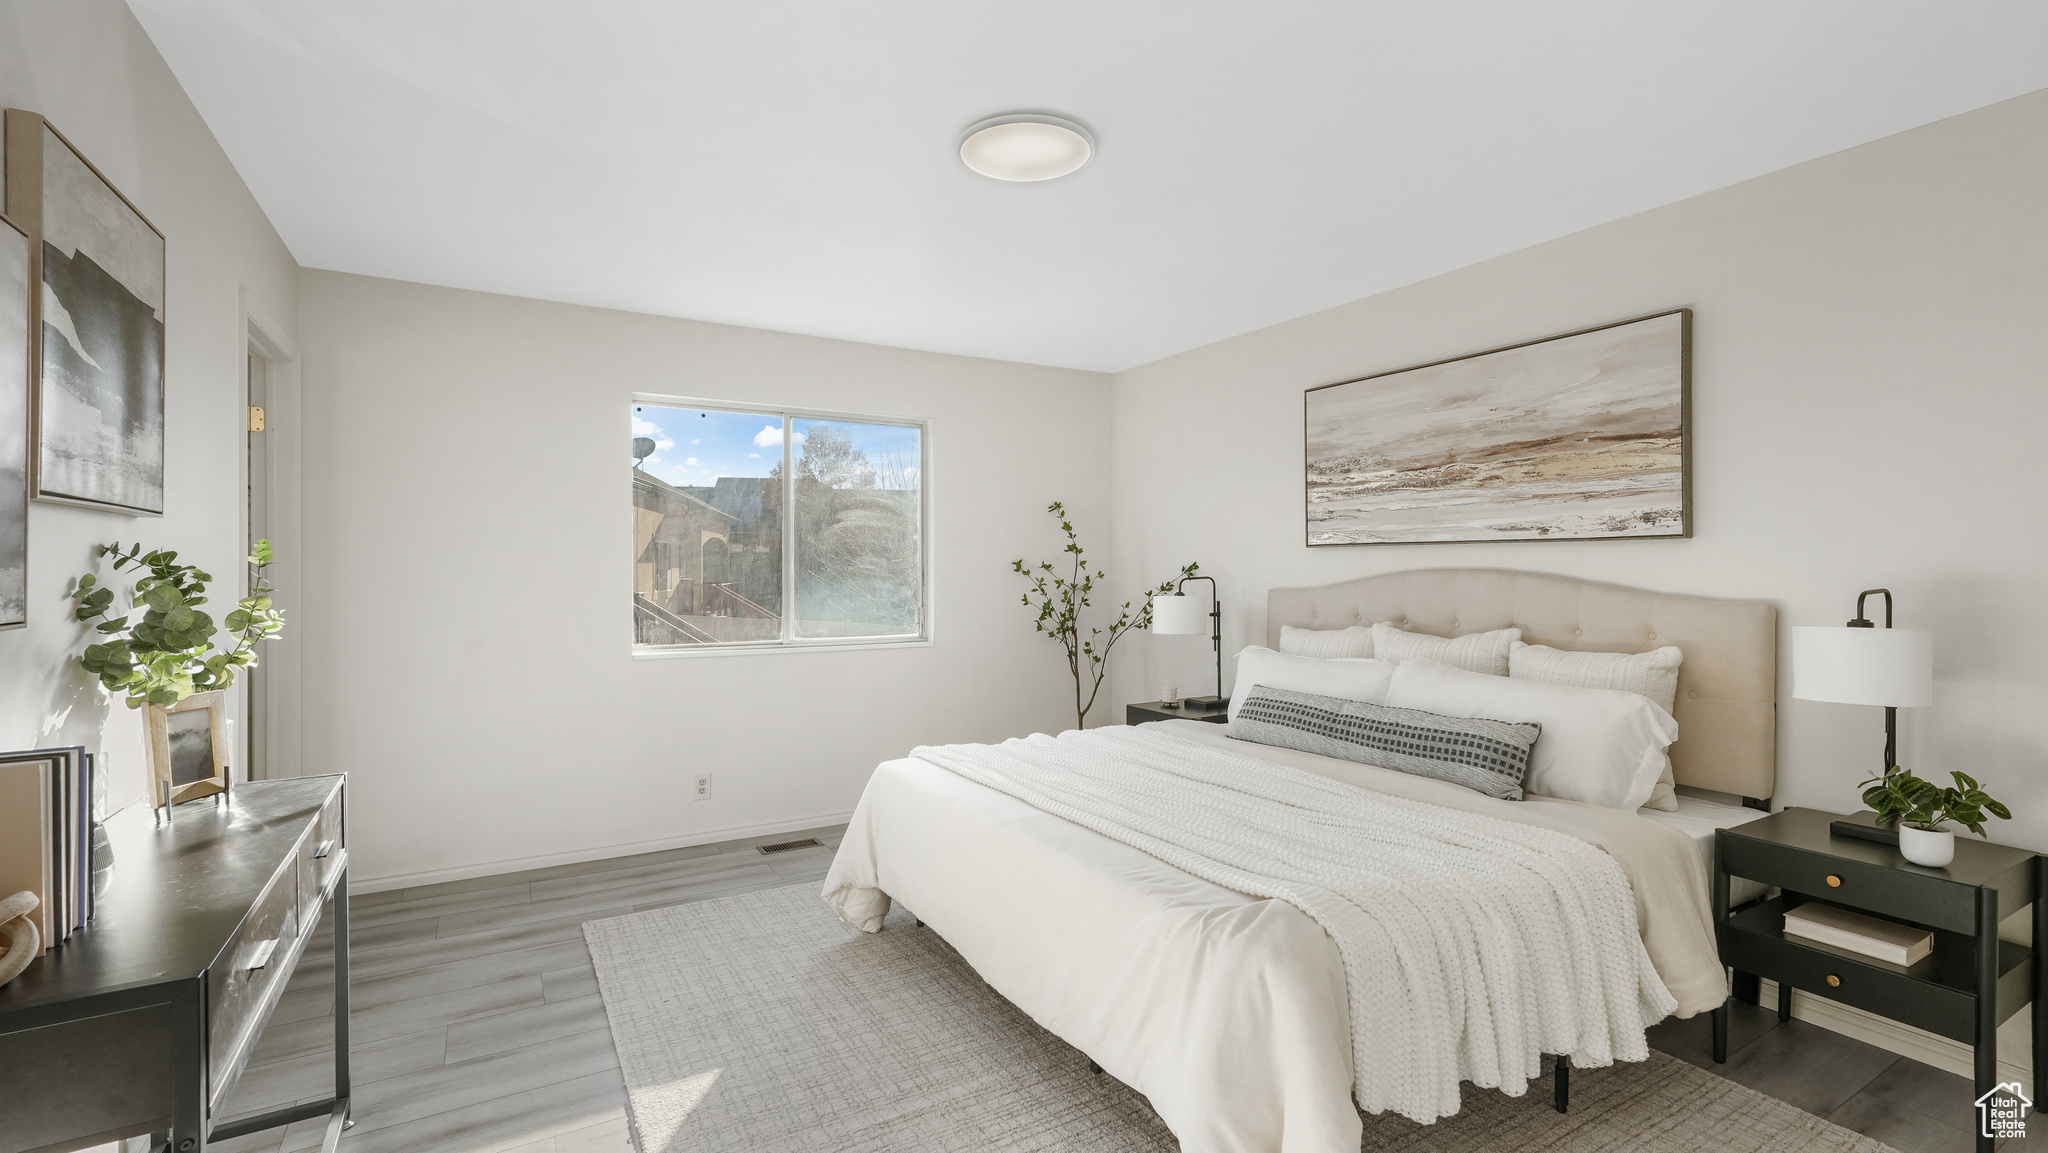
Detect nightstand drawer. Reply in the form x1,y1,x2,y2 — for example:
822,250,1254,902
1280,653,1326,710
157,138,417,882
1719,835,1976,933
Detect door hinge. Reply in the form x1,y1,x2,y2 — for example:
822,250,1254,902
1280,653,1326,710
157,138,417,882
248,406,266,432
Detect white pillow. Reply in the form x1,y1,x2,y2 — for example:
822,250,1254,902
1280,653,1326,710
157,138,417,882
1370,622,1520,676
1509,642,1683,713
1278,625,1373,659
1509,642,1685,811
1227,646,1395,722
1384,659,1678,811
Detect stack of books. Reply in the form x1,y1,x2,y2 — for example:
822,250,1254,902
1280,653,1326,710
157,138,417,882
1783,900,1934,966
0,747,98,954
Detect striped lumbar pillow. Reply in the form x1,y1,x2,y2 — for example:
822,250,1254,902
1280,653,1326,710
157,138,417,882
1508,642,1683,714
1278,624,1373,659
1230,684,1541,800
1370,622,1520,676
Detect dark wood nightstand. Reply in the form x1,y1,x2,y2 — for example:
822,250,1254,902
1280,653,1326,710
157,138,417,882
1126,700,1229,726
1713,807,2043,1150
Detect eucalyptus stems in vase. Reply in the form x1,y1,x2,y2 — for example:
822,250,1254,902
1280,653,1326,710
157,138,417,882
70,540,285,707
1013,501,1196,731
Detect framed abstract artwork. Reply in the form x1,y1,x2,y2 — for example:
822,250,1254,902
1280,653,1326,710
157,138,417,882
1304,309,1691,546
0,213,25,628
4,110,165,516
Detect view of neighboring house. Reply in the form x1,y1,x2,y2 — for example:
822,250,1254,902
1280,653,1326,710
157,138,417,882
631,468,779,644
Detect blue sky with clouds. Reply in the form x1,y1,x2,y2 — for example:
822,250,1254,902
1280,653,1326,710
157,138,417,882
632,403,920,490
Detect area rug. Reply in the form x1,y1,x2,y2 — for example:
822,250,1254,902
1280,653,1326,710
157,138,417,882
583,884,1894,1153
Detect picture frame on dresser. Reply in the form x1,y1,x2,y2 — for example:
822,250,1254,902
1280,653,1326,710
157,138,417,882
146,689,230,810
3,108,167,516
1304,309,1691,546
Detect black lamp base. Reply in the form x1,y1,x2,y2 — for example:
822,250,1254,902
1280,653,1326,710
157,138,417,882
1184,695,1229,711
1830,810,1900,846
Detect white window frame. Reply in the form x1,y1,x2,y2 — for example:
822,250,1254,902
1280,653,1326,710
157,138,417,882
631,392,934,658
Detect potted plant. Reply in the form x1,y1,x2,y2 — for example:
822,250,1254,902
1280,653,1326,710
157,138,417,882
1859,765,2011,867
70,541,285,804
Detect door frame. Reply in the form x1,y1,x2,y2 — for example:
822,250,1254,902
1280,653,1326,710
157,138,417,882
241,290,301,781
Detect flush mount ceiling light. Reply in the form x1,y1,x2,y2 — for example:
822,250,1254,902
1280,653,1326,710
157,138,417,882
958,113,1095,182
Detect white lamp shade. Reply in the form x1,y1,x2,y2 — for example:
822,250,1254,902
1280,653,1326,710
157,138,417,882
1791,626,1933,708
1150,594,1208,635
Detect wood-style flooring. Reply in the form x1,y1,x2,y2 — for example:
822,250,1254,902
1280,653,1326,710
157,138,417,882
191,825,1992,1153
205,826,845,1153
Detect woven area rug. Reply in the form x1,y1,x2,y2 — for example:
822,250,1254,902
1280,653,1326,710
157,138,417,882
583,883,1894,1153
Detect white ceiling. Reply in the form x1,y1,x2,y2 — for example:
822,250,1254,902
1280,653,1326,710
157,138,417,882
127,1,2048,372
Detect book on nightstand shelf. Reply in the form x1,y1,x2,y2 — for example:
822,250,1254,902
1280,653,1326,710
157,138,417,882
1782,901,1934,966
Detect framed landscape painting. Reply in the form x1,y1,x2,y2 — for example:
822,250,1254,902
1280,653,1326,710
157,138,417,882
1304,309,1691,546
0,213,26,628
4,110,166,516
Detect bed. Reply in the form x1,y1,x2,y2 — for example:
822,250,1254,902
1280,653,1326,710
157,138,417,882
823,569,1778,1153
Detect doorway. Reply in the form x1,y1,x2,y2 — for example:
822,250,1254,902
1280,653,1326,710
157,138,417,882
246,351,268,780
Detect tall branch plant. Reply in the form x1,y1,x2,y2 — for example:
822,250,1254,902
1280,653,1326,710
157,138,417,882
1013,502,1196,730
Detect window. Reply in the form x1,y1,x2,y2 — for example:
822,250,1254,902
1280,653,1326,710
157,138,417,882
631,397,927,651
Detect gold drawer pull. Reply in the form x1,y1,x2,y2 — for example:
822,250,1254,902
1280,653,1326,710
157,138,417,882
1825,875,1842,888
1825,974,1841,988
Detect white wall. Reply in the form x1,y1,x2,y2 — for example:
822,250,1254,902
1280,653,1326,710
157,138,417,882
296,270,1110,888
1113,88,2048,850
0,0,299,812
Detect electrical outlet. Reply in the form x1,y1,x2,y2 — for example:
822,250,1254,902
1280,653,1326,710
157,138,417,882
693,772,712,800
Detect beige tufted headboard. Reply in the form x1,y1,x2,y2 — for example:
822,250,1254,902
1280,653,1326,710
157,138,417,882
1267,569,1777,801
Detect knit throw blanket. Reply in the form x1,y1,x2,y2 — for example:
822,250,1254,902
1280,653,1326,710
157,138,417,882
910,726,1676,1124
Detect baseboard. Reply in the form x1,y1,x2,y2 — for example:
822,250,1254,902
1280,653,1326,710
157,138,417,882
1759,977,2032,1092
350,809,857,893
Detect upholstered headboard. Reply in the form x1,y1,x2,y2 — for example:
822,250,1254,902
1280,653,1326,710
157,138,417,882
1267,569,1777,801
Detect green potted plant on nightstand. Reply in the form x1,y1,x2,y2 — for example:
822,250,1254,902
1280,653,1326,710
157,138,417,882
1860,765,2011,867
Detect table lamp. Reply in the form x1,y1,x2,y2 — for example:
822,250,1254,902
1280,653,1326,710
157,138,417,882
1791,588,1933,843
1151,576,1226,710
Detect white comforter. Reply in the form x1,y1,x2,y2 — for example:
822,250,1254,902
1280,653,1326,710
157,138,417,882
823,721,1725,1153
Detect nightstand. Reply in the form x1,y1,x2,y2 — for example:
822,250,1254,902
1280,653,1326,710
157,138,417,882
1126,700,1229,726
1713,807,2044,1151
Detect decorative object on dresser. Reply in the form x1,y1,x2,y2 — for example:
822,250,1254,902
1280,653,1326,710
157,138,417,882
1712,807,2041,1153
1858,765,2010,868
1303,309,1690,545
3,109,167,516
145,689,230,809
0,892,37,987
1013,501,1194,729
0,776,350,1153
0,212,28,631
1126,699,1228,726
1792,588,1934,846
1150,572,1227,709
0,746,93,951
70,539,286,806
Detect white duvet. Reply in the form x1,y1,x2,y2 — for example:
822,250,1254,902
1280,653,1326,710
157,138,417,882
823,720,1726,1153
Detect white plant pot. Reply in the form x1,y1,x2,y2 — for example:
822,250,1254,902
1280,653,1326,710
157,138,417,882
1899,825,1956,868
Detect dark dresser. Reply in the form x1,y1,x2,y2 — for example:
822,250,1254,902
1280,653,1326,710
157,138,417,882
0,775,350,1153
